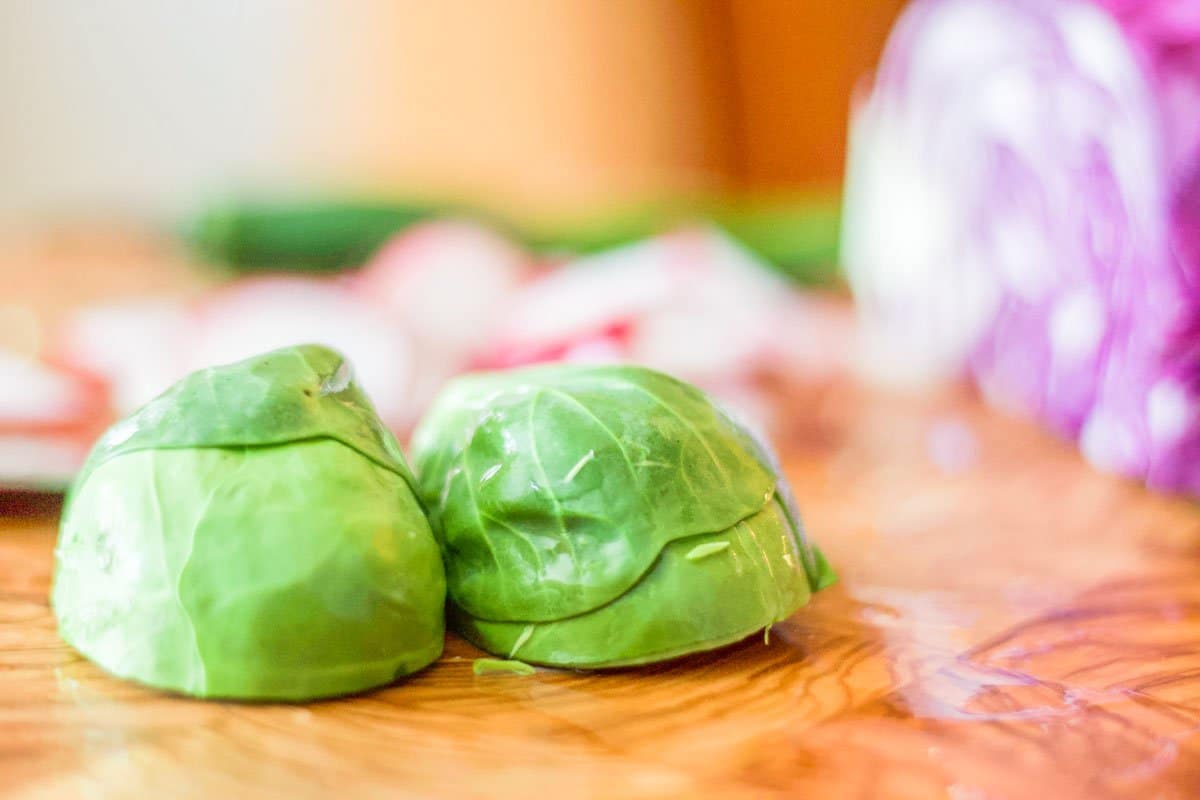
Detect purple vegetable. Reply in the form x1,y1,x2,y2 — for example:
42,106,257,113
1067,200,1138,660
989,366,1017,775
844,0,1200,494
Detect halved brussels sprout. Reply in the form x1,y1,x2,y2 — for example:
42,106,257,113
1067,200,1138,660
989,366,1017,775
53,345,445,701
411,364,834,668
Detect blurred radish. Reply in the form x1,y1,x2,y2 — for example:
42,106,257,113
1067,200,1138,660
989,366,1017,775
473,320,632,369
190,278,413,429
0,434,90,490
353,220,532,423
0,350,105,434
355,220,532,354
43,220,847,482
493,236,674,348
55,299,193,415
0,350,106,488
483,228,806,382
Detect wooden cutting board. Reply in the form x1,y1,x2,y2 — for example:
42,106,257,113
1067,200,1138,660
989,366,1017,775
4,374,1199,800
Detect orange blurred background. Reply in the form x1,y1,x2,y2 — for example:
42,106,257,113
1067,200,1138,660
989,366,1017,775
0,0,906,225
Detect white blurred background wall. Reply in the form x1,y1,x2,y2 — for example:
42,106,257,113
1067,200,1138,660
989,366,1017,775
0,1,737,224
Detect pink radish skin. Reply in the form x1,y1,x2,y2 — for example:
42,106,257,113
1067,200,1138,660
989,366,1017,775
190,276,414,430
352,221,534,427
44,223,844,462
0,351,107,486
53,299,194,417
353,220,533,357
483,228,802,384
0,433,91,488
473,320,634,370
0,350,107,436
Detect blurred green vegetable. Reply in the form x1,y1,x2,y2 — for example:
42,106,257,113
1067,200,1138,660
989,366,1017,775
183,192,842,284
53,345,445,701
709,193,842,283
186,200,438,273
411,364,834,668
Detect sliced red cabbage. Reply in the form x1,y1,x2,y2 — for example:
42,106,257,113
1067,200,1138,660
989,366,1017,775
844,0,1200,494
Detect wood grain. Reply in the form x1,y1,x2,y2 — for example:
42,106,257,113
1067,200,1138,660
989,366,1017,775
3,240,1200,798
5,380,1200,799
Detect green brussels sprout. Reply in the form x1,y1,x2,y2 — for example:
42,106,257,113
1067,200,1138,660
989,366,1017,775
53,345,445,701
411,364,835,668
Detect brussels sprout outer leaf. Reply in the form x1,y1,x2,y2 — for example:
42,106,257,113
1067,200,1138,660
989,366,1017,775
411,364,777,622
454,498,811,668
809,547,837,591
713,402,837,593
53,440,445,701
72,345,417,501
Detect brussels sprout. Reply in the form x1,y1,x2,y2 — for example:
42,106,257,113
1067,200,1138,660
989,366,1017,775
411,364,834,668
52,345,445,701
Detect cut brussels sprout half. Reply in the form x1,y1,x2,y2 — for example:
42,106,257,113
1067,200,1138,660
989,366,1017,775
53,345,445,701
412,364,834,668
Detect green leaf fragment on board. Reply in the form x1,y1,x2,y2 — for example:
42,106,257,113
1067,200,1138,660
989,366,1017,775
473,658,536,677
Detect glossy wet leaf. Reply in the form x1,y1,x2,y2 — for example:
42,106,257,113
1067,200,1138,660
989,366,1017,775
411,364,775,622
456,498,813,668
413,363,834,668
